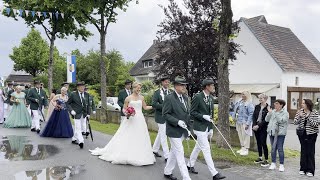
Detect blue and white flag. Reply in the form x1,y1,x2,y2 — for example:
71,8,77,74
67,55,76,83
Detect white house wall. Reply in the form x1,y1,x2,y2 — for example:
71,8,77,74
281,72,320,101
230,21,283,84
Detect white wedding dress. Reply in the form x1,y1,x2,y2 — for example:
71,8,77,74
89,100,156,166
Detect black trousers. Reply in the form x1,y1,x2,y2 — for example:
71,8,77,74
298,133,318,175
254,128,268,160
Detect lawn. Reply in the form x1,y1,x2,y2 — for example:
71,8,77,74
89,120,300,166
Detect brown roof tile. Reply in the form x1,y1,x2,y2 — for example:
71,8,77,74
242,15,320,73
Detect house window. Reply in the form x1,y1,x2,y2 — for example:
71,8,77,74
295,77,299,86
143,60,153,68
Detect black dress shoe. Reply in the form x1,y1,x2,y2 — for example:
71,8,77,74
31,128,36,132
71,140,78,144
82,132,86,135
153,152,162,157
164,174,177,180
213,173,226,180
36,129,41,134
187,166,198,174
85,132,90,136
165,158,168,162
79,143,84,149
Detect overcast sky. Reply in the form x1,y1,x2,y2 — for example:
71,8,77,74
1,0,320,77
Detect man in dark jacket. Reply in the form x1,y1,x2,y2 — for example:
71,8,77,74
3,81,13,121
67,82,91,149
163,76,192,180
27,81,48,133
188,78,225,180
118,79,132,122
152,76,171,160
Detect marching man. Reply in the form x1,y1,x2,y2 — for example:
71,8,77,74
27,81,48,133
152,76,171,161
163,76,192,180
82,86,96,136
118,79,132,123
4,82,14,121
188,78,225,180
67,82,91,149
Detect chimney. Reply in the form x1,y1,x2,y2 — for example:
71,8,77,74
153,39,159,45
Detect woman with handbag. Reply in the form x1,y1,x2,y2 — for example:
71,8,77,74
294,99,320,177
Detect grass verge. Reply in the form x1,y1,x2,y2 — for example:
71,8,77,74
89,120,299,165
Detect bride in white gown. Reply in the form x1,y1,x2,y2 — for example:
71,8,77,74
89,82,156,166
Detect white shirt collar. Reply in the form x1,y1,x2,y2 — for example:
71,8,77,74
175,90,182,98
203,90,209,97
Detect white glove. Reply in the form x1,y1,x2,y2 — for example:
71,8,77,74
178,120,187,129
92,111,96,115
208,129,213,139
71,110,76,116
202,115,211,122
86,115,90,119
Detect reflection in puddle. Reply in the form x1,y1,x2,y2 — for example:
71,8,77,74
0,136,59,161
14,165,85,180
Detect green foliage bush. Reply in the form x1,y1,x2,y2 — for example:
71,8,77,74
213,107,235,126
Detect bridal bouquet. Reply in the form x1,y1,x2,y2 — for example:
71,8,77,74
125,106,136,119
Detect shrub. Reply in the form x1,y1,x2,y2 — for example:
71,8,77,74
213,107,235,126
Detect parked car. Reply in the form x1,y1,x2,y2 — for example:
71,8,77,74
97,97,121,111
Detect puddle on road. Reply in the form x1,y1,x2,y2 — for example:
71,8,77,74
216,165,231,169
14,165,85,180
0,136,59,161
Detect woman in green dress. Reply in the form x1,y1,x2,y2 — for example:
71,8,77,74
4,85,32,128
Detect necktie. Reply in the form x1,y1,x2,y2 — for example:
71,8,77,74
37,89,40,94
179,96,187,110
80,93,85,107
128,90,131,95
163,89,168,96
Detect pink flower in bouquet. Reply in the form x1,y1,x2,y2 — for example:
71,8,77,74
125,106,136,119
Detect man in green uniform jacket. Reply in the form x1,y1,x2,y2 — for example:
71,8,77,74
188,78,225,180
67,82,91,149
163,76,192,180
118,79,132,122
27,81,48,133
152,76,172,160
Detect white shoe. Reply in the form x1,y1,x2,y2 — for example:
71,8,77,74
299,171,305,175
306,172,313,177
269,163,276,170
236,147,243,154
279,164,285,172
240,149,248,156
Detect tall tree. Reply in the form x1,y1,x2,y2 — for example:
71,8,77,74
156,0,240,96
10,28,49,77
75,0,138,109
217,0,233,148
3,0,91,93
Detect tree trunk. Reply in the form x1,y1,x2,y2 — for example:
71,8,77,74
100,31,107,109
100,11,108,120
48,35,56,94
216,0,233,148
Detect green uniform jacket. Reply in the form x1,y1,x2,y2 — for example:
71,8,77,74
67,91,91,119
118,89,129,116
4,89,14,105
152,88,173,124
191,91,213,132
162,92,192,138
27,88,48,110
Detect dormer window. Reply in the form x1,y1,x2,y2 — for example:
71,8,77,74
143,60,153,68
